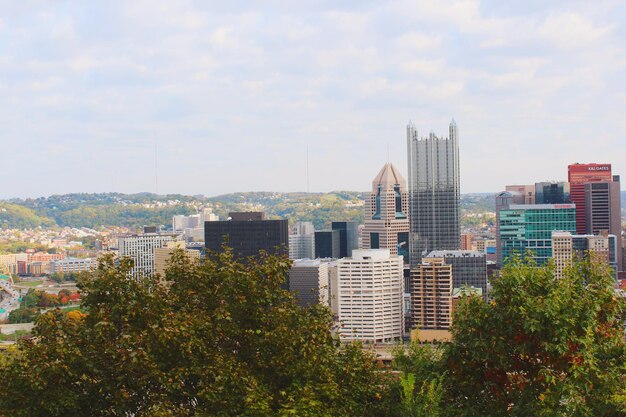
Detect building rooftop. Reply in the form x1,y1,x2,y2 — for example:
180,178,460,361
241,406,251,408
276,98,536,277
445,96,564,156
372,163,406,190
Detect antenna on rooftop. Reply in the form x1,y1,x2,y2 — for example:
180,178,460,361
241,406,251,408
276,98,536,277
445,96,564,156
154,137,158,195
306,144,310,193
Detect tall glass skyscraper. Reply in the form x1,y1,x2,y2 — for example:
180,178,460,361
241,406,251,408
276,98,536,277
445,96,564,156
406,120,461,266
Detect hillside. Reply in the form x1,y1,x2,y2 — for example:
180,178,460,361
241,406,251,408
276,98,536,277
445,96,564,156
0,191,498,230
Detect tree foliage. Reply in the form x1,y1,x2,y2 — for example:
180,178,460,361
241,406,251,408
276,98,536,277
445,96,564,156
0,250,393,416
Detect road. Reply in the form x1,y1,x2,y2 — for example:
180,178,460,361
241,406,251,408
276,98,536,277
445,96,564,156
0,279,21,321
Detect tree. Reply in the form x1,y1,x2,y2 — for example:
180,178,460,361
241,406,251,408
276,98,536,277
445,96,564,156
0,249,395,416
445,255,626,417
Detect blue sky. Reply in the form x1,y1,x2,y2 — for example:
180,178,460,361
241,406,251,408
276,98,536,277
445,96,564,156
1,1,625,198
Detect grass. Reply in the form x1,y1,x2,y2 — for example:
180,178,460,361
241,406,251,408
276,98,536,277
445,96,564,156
15,280,43,288
0,329,31,341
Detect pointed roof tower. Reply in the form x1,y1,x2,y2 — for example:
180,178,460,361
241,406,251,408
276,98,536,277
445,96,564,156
372,163,407,191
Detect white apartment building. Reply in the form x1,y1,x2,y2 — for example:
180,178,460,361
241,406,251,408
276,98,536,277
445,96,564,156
337,249,404,343
117,233,177,279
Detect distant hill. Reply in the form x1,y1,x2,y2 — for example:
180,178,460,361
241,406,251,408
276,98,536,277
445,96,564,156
1,191,497,230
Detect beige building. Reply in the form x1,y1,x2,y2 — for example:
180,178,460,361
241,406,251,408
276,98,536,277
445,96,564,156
288,259,330,307
361,163,410,262
552,231,617,279
411,257,452,331
154,241,200,278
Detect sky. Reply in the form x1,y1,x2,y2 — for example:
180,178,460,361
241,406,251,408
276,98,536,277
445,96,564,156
1,0,625,199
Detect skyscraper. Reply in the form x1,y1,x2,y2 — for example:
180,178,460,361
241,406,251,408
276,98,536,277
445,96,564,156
331,221,359,258
117,232,178,279
336,249,404,343
407,120,460,266
204,212,288,260
411,257,452,331
568,163,612,234
289,259,330,307
426,250,488,300
361,163,410,262
314,230,340,259
535,182,570,204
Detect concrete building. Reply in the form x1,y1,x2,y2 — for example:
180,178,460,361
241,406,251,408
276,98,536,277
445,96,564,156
361,163,410,262
407,120,461,266
498,204,576,266
315,230,340,259
154,241,201,277
461,233,473,250
204,212,288,260
50,258,93,274
426,250,488,299
289,222,315,260
568,163,613,234
117,233,178,279
411,257,453,331
584,176,622,272
337,249,404,343
552,231,619,279
288,259,330,307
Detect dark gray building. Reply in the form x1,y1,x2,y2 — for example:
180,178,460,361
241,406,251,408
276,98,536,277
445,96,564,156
204,212,288,260
331,221,359,258
535,182,570,204
407,120,461,266
426,250,487,299
288,259,330,307
584,175,622,271
315,230,340,259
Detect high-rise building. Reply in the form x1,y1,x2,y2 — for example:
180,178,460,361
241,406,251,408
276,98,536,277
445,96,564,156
535,182,570,204
407,120,460,266
336,249,404,343
204,212,288,260
568,163,612,234
584,176,622,271
288,259,330,307
361,163,410,262
552,231,618,279
498,204,576,265
314,230,340,259
495,187,535,265
289,222,315,260
411,257,452,331
426,250,488,300
117,233,178,279
332,221,359,258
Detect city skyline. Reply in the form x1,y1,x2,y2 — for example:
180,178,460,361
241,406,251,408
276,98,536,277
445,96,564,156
1,1,626,198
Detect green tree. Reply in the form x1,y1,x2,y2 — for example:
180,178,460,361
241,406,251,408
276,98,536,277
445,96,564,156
445,256,626,417
0,250,395,416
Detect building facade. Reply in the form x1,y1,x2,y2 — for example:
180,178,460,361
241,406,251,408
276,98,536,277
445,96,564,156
426,250,488,299
568,163,613,234
288,259,330,307
50,258,93,274
407,120,460,266
117,233,177,279
361,163,410,262
314,230,341,259
411,257,453,330
331,221,359,258
498,204,576,265
204,212,289,260
154,241,201,277
535,182,570,204
336,249,404,343
552,231,619,278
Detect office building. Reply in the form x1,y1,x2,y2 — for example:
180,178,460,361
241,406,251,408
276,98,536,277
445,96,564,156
495,187,535,265
362,163,410,262
535,182,570,204
336,249,404,343
154,241,201,277
204,212,288,260
568,163,613,234
289,222,315,260
332,221,359,258
288,259,330,307
498,204,576,265
50,258,93,274
584,176,622,272
552,231,619,278
426,250,488,299
117,233,177,279
173,214,201,232
315,230,340,259
407,120,460,266
411,257,453,332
